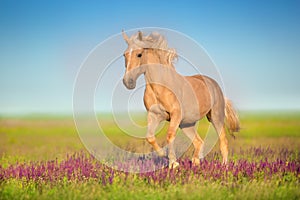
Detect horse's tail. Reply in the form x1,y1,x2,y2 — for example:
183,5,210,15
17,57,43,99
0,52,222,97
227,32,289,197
225,99,240,137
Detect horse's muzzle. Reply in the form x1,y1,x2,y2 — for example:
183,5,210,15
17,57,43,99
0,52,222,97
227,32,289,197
123,78,136,89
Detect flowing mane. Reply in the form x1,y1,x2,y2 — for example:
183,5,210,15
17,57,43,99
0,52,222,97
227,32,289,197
127,31,178,65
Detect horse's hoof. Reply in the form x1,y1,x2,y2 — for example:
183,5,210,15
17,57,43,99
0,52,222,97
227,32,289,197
169,161,179,169
192,158,200,165
157,149,166,157
222,158,228,165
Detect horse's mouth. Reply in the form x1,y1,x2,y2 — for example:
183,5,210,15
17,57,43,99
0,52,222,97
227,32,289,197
123,78,136,90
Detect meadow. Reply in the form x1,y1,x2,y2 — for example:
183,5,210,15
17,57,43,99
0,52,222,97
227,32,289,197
0,112,299,199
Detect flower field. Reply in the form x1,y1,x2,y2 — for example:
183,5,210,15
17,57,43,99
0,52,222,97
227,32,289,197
0,112,300,199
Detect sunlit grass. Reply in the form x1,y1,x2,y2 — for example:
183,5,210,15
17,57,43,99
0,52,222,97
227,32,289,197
1,112,300,162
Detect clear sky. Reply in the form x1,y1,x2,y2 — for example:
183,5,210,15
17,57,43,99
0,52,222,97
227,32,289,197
0,0,299,114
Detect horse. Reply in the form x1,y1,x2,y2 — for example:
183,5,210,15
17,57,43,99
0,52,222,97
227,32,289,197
122,31,240,168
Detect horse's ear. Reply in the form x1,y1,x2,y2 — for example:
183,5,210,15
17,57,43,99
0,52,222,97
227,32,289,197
138,31,143,41
122,30,130,44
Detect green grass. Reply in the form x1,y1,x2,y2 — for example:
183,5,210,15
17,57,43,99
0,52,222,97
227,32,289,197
1,112,299,162
238,112,300,138
1,178,299,200
0,112,299,199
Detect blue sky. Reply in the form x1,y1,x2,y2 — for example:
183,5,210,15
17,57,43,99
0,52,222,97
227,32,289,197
0,0,299,114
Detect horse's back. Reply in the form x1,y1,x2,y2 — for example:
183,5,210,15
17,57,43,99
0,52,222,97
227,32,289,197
187,74,223,97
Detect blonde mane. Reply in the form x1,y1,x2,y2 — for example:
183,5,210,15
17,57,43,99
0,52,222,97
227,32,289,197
128,31,178,65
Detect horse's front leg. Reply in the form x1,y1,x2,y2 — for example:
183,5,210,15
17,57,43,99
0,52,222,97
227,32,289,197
146,110,165,157
166,110,181,168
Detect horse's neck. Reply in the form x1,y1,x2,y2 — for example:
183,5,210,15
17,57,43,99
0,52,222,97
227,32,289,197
144,64,178,86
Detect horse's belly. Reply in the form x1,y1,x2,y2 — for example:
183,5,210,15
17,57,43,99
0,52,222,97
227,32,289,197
180,107,201,125
180,94,210,125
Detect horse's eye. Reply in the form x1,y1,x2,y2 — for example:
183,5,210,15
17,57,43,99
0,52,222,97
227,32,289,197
137,53,142,58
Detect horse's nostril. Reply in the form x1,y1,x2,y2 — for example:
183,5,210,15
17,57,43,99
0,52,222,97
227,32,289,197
123,78,135,89
128,79,135,89
129,79,134,84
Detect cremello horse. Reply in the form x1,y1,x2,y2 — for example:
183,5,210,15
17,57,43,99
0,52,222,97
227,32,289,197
122,31,240,168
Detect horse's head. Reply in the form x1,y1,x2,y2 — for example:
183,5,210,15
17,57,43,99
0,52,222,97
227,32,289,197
122,31,177,89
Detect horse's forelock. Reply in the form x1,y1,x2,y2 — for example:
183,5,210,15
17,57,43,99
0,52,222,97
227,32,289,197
128,32,177,64
129,32,166,50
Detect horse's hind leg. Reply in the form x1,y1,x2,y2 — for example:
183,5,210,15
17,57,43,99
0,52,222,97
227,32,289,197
219,126,228,164
209,107,228,164
181,124,203,165
146,110,165,157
